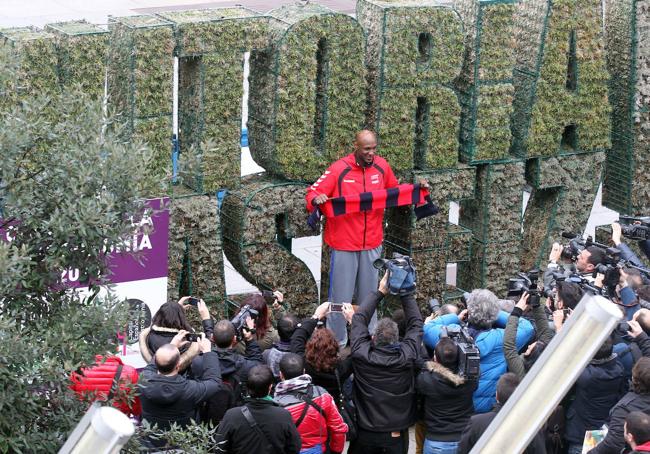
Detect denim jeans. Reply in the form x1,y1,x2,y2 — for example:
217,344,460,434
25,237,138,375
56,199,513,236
300,444,322,454
423,439,459,454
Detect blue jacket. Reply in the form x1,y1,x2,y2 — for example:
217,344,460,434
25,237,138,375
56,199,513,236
423,311,534,413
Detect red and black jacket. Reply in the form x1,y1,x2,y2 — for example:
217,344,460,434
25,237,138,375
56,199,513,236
306,153,398,251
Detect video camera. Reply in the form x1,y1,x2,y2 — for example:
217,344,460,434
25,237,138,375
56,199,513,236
619,216,650,241
231,304,259,340
507,269,542,307
373,252,416,296
440,325,480,381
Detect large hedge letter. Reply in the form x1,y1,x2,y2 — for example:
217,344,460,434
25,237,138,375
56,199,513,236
248,3,366,182
358,0,464,172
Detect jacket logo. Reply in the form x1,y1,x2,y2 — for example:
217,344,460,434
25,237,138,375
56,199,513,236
371,175,380,184
343,179,355,183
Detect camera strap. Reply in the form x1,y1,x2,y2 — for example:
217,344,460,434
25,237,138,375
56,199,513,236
241,405,283,454
106,363,123,401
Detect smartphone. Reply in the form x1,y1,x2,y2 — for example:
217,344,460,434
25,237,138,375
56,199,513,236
330,303,343,312
185,333,201,342
187,296,200,306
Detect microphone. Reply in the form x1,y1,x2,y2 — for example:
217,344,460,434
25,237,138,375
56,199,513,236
561,232,579,239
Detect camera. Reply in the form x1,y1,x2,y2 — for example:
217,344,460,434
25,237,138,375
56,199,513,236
261,290,276,304
187,296,200,306
440,325,480,381
560,233,586,262
373,252,416,295
619,216,650,241
185,333,201,342
330,302,343,312
507,269,542,307
231,304,259,339
428,298,441,314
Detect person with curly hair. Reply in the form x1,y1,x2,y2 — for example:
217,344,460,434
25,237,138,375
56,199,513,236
291,302,352,403
423,289,534,413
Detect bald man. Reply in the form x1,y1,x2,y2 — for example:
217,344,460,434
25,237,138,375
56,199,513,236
306,130,399,346
139,330,221,440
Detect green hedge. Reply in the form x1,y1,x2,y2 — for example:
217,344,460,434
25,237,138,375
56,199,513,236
160,7,276,191
221,175,318,317
248,3,366,182
511,0,611,157
602,0,650,214
108,15,175,181
460,161,526,242
167,191,227,318
521,151,605,268
357,0,464,173
0,27,58,111
46,20,108,100
455,0,518,162
457,238,522,296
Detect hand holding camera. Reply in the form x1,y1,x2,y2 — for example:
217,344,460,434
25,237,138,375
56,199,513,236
171,329,190,348
312,301,331,320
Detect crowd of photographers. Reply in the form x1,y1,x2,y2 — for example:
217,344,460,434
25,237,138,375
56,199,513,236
70,217,650,453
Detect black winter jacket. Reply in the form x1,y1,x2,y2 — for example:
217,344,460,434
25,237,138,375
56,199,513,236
192,340,263,385
214,398,301,454
458,403,547,454
565,355,625,443
350,290,423,432
291,317,353,402
139,351,222,430
416,361,477,442
588,392,650,454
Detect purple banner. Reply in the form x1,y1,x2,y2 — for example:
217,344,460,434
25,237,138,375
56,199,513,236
2,198,169,287
105,198,169,284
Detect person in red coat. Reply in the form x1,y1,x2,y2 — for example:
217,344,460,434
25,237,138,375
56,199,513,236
306,130,399,346
274,354,347,454
70,355,141,417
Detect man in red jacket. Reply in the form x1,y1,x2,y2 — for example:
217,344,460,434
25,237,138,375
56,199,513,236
306,130,399,345
274,354,347,454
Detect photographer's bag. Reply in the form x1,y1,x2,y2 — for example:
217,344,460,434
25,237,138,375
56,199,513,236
335,370,357,442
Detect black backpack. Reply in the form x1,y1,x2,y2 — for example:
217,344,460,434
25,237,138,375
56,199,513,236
199,374,244,425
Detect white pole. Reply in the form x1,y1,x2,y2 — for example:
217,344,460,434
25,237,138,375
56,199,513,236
470,293,622,453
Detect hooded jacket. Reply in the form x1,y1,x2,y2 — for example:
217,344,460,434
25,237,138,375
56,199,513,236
633,440,650,453
423,311,534,413
274,374,348,453
416,361,477,441
350,290,422,432
565,355,625,444
139,351,222,430
305,153,398,251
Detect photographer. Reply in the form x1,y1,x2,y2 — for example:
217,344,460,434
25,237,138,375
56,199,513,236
194,317,263,425
139,331,221,445
424,289,534,413
544,241,606,291
612,222,647,268
139,297,213,373
547,281,584,333
416,337,478,454
348,271,423,454
234,293,279,353
503,292,554,379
